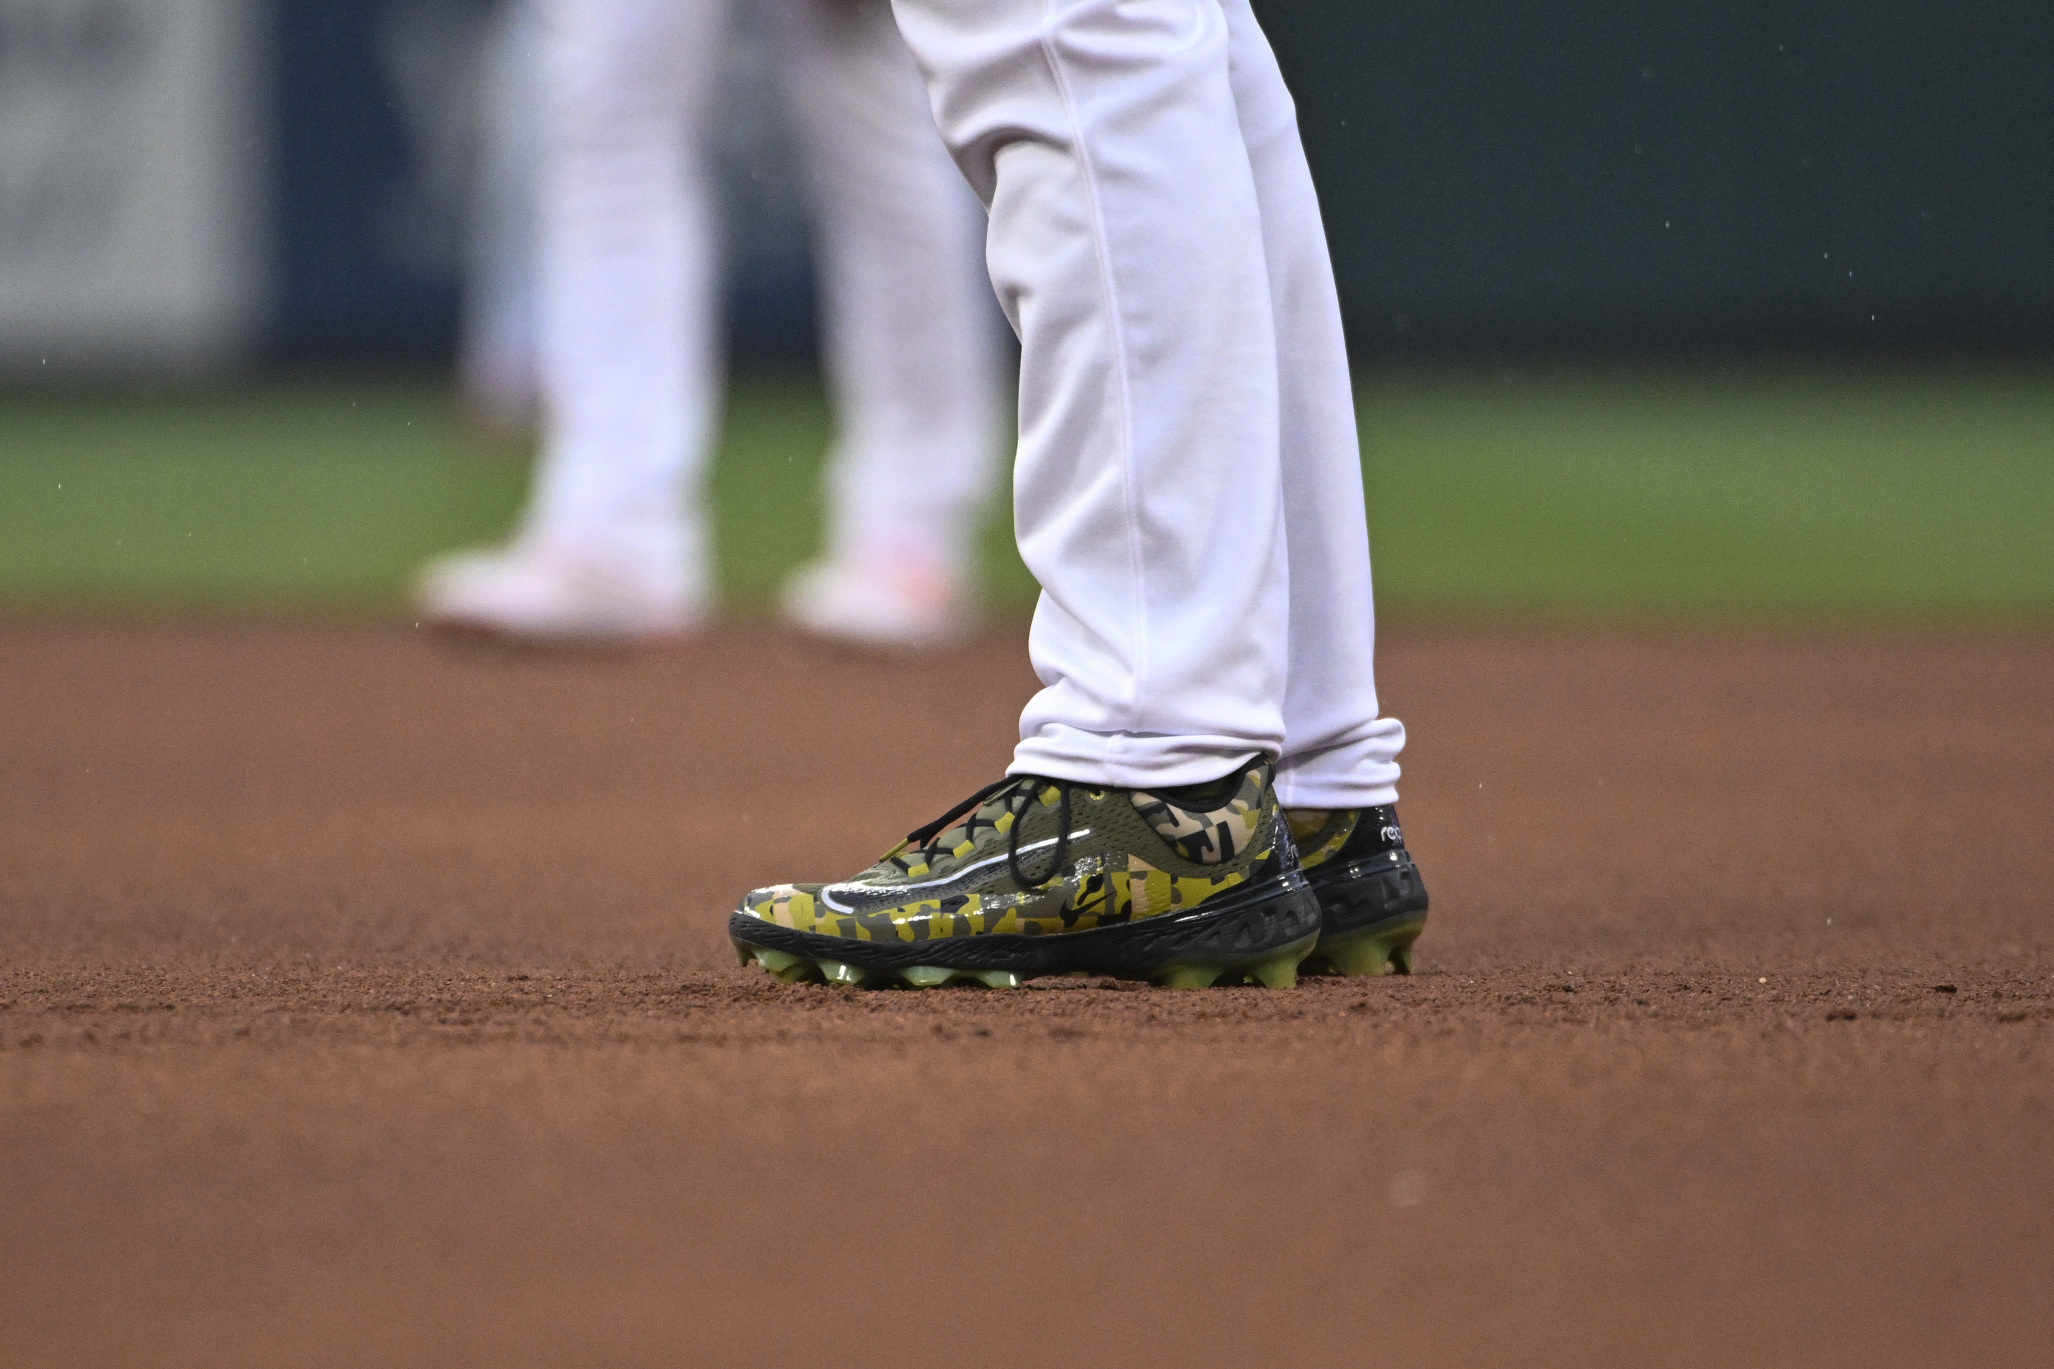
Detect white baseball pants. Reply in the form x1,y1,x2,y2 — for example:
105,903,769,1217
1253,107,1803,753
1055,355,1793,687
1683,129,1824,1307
887,0,1405,806
524,0,1002,598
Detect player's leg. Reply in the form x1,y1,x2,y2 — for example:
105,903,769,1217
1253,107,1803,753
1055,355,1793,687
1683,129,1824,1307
769,0,1004,648
730,0,1322,988
1222,0,1425,973
419,0,728,641
456,0,546,442
896,0,1292,785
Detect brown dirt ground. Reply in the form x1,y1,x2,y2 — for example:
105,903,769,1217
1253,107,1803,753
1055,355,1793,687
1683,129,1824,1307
1,619,2049,1368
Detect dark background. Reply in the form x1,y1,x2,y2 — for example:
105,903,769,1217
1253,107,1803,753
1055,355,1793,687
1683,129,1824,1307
1265,0,2054,357
270,0,2054,363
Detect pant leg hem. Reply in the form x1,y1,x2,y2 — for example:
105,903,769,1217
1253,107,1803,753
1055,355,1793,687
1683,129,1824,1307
1010,730,1273,790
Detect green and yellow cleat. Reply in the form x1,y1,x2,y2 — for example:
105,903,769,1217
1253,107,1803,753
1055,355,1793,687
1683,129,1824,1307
730,760,1321,990
1286,806,1429,976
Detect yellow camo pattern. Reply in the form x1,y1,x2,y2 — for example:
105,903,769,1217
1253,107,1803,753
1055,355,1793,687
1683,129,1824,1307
1129,769,1267,866
1287,809,1358,870
745,852,1253,944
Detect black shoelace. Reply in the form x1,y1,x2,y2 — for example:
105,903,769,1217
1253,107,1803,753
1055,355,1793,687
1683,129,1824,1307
891,775,1075,890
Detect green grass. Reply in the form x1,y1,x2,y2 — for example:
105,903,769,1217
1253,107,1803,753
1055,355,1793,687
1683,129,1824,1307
0,367,2048,622
1359,367,2054,621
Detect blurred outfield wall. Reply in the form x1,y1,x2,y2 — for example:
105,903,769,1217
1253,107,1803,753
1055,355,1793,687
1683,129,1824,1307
1261,0,2054,357
0,0,264,373
2,0,2049,377
0,0,815,376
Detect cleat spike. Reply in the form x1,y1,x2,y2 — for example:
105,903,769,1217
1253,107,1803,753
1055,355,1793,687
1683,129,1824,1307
732,940,754,968
1314,918,1425,977
900,966,956,988
1326,938,1391,977
1249,952,1302,990
974,970,1023,990
752,947,820,984
817,960,870,987
1156,964,1223,990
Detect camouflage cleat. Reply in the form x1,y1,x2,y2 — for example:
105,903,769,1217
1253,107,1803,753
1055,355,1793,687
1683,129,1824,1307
731,760,1321,989
1287,806,1429,976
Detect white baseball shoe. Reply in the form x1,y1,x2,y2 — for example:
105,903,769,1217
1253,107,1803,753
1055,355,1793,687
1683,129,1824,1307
414,541,703,645
779,555,974,650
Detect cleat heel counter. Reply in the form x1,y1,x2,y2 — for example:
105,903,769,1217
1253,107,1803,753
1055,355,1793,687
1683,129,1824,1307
1304,843,1429,975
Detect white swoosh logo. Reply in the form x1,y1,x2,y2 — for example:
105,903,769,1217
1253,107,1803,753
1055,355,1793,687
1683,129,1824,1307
818,829,1094,914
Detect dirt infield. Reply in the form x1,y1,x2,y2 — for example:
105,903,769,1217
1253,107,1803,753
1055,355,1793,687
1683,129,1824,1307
2,620,2049,1367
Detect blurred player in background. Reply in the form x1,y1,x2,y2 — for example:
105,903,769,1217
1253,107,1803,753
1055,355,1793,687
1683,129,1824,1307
421,0,1003,648
452,0,545,443
728,0,1430,991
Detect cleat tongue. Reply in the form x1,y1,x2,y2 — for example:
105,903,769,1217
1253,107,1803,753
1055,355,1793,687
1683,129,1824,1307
900,966,955,988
